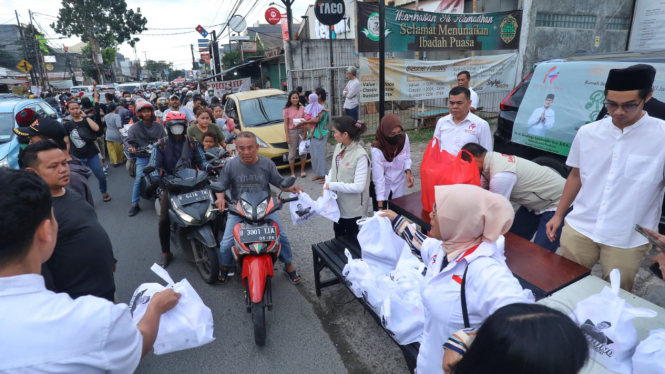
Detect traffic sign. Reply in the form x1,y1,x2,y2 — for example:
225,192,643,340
200,53,210,60
314,0,345,26
197,39,209,43
16,59,33,74
265,7,281,25
195,25,209,38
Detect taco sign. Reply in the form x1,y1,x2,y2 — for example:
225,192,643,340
314,0,346,26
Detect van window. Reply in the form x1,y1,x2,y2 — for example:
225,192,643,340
0,112,13,142
238,94,287,127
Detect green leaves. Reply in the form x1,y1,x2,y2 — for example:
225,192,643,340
50,0,147,49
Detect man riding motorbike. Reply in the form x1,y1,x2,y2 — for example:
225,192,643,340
155,97,169,120
213,132,304,284
149,111,213,268
125,101,165,217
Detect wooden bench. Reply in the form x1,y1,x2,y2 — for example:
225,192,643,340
389,191,591,299
312,236,419,373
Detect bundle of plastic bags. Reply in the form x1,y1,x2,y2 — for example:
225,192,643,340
129,264,215,355
570,269,657,374
357,212,408,276
289,190,340,225
633,329,665,373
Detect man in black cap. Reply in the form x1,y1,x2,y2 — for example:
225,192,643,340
14,118,94,206
527,94,555,137
546,64,665,291
595,64,665,121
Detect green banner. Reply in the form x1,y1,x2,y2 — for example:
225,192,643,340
357,2,521,53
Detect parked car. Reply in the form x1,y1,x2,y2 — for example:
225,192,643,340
0,98,61,169
494,50,665,230
222,89,309,169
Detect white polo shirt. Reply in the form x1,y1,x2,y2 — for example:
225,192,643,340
0,274,143,373
566,113,665,248
469,87,479,110
433,111,493,156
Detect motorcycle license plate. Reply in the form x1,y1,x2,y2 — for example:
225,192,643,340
239,226,277,243
177,191,208,205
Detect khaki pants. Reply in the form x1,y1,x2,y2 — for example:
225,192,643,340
106,141,126,165
95,136,106,161
560,222,651,291
288,128,306,163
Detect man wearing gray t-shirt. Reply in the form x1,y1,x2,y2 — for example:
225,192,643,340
213,132,303,284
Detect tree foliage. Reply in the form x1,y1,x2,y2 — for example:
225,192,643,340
51,0,148,49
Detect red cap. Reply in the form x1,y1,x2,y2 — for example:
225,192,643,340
78,92,84,97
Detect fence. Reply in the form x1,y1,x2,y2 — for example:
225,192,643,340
287,69,510,134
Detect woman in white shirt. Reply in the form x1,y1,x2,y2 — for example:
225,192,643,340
380,184,533,374
370,114,414,210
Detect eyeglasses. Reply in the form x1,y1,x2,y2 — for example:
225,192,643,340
604,99,643,112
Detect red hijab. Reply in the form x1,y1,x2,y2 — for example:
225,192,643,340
371,114,405,162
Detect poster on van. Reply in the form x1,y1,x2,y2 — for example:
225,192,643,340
511,61,665,156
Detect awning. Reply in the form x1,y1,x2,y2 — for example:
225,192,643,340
0,78,26,84
199,59,262,82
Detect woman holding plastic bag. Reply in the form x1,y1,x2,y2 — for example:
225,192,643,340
324,116,370,238
380,185,534,374
304,88,330,184
370,113,414,210
283,91,306,178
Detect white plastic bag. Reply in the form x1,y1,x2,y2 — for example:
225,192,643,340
315,189,340,223
357,212,407,276
342,249,372,298
376,267,426,345
633,329,665,373
289,192,318,225
128,264,215,355
298,135,310,155
570,269,657,374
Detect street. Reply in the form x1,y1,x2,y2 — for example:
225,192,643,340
96,159,409,374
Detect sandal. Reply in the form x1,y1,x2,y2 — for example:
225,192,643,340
283,266,301,285
301,172,307,178
318,180,325,184
159,252,173,268
102,193,111,202
218,267,230,284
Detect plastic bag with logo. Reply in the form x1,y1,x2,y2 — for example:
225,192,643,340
357,212,407,276
315,189,340,223
298,134,310,156
128,264,215,355
570,269,657,374
633,329,665,373
342,249,372,298
420,138,480,212
289,192,319,225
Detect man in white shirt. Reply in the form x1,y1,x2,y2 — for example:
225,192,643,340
527,94,556,137
163,95,196,124
343,66,361,121
546,64,665,291
457,70,479,113
433,86,492,156
461,142,568,252
0,168,181,373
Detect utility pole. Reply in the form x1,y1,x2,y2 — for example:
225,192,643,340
190,44,196,71
28,10,44,88
15,10,37,86
378,0,386,119
280,0,295,41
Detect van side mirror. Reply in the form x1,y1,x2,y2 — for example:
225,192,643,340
280,176,296,189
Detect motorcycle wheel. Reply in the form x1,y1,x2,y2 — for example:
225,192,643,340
252,300,266,346
192,240,219,284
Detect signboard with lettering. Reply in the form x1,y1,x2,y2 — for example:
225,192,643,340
357,2,521,52
359,53,518,102
210,78,252,96
314,0,346,26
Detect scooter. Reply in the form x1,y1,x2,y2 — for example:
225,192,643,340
143,162,224,284
211,176,297,346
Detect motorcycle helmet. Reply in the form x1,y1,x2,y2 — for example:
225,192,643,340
139,174,156,200
164,111,188,136
156,97,169,110
186,91,193,97
136,100,154,117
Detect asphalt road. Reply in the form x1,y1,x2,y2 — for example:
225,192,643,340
94,158,408,374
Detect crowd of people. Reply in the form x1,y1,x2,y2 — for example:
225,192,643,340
2,63,665,374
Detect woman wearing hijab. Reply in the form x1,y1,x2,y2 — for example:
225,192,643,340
370,114,414,210
380,185,533,374
302,90,328,183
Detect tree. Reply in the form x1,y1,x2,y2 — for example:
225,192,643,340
51,0,148,49
222,49,242,70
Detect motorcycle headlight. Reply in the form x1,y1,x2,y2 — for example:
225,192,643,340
205,204,214,219
256,199,268,221
171,198,196,223
241,200,253,218
0,156,8,168
255,136,269,148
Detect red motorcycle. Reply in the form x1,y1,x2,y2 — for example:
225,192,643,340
212,177,297,346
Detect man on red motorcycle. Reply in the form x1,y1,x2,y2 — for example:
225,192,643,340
150,111,212,268
213,132,303,284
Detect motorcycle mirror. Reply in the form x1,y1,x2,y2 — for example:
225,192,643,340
280,176,296,189
143,164,156,174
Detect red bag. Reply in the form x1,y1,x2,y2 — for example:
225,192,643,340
420,138,481,212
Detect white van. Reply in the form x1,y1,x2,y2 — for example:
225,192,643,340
70,86,92,94
118,82,146,94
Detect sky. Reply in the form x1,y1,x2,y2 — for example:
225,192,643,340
4,0,310,71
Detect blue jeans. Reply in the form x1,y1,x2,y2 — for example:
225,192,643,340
132,157,149,206
509,206,572,252
219,211,293,267
345,106,359,121
79,154,107,194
